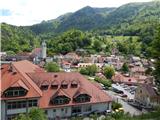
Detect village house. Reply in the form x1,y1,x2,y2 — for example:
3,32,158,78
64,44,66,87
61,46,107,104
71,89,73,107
134,84,160,107
77,63,105,69
0,52,7,61
130,66,146,77
63,52,80,61
31,41,47,63
1,60,112,120
112,73,138,85
61,60,71,72
112,72,154,86
105,55,124,70
130,56,141,63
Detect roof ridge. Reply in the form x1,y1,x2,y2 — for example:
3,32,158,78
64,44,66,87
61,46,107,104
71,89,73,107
12,61,42,96
10,79,29,90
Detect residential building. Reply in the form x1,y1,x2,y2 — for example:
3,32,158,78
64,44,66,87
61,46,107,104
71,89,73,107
135,84,160,107
1,60,112,120
112,73,138,85
31,40,47,64
130,66,146,77
77,63,104,68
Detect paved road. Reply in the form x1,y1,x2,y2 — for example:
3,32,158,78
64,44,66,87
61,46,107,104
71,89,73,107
105,90,142,116
112,84,135,99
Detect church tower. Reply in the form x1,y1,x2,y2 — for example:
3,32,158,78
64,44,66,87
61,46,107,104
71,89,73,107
41,40,47,59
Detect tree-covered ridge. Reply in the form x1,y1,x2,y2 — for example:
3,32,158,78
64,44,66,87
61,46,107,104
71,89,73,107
1,1,160,54
28,1,160,35
47,29,91,55
1,23,40,53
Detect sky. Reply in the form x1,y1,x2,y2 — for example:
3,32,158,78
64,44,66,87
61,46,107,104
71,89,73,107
0,0,153,26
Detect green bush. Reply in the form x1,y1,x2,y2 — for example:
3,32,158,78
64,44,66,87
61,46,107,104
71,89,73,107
80,64,98,76
44,62,60,72
94,77,112,87
112,101,122,111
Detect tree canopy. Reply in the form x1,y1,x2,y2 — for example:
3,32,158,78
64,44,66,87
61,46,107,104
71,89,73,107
103,66,115,79
45,62,60,72
121,62,129,73
14,108,47,120
80,64,98,76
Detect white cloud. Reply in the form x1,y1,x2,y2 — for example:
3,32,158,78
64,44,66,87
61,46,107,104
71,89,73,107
0,0,152,26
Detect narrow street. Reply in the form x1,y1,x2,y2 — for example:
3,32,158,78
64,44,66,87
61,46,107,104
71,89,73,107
105,90,142,116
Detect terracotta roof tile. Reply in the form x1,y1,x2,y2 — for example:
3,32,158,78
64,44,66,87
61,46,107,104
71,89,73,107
1,60,45,100
28,72,112,109
1,60,112,109
11,79,29,91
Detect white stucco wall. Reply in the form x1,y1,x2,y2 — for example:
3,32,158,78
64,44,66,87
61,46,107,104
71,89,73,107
2,101,111,120
47,107,71,118
7,108,27,115
92,102,111,111
1,100,6,120
46,102,111,119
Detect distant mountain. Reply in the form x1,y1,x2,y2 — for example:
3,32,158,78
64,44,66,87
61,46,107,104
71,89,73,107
28,1,160,35
29,6,115,35
1,1,160,52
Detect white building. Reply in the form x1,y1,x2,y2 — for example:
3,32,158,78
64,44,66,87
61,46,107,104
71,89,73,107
1,60,112,120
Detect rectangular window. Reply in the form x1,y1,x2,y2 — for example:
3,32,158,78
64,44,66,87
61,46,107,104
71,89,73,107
51,85,58,89
83,105,91,112
65,108,67,113
28,100,38,107
14,90,18,96
5,88,26,97
72,106,81,113
7,101,26,109
71,84,78,88
40,85,48,90
61,85,68,89
53,109,56,112
45,110,48,115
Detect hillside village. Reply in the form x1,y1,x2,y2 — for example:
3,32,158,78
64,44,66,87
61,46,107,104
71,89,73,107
1,1,160,120
1,38,160,120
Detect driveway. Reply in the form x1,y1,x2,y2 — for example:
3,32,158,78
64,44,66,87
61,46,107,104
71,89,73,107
105,90,142,116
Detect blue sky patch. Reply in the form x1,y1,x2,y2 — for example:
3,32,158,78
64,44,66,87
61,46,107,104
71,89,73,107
0,9,12,16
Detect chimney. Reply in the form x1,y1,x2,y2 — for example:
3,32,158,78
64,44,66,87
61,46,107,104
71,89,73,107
9,63,16,73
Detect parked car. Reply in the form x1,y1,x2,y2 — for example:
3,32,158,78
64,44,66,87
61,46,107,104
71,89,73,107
112,88,124,94
120,94,128,98
106,109,112,114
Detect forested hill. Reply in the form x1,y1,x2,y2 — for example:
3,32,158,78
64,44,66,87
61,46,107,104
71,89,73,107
28,1,160,35
1,1,160,53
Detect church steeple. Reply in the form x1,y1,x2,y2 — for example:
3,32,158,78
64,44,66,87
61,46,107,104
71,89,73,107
41,40,47,59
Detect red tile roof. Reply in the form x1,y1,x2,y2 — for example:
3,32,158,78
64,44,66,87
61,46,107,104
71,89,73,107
112,73,140,85
1,60,112,109
1,60,44,100
30,48,42,58
10,79,29,91
131,66,145,73
28,72,112,109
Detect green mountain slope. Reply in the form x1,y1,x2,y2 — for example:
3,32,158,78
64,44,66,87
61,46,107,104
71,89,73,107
1,23,40,53
1,1,160,53
28,1,160,35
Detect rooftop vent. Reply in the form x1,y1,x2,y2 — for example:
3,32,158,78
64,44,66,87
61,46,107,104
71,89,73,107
54,75,58,78
12,71,17,75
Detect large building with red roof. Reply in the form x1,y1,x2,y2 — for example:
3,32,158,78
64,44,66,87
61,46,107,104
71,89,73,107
1,60,112,120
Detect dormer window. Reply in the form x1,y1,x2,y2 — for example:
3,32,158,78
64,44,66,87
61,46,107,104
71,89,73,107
51,80,59,89
71,81,78,88
52,96,70,105
40,80,49,90
74,94,91,103
61,81,68,89
5,87,27,97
